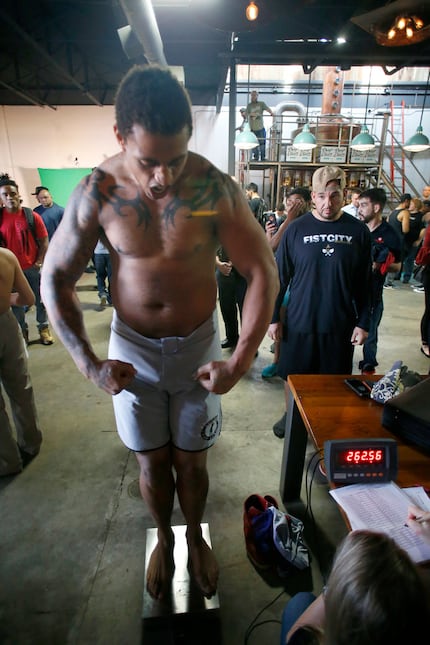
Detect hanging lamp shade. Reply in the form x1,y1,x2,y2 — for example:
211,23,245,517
403,125,430,153
234,121,259,149
350,123,376,151
293,123,317,150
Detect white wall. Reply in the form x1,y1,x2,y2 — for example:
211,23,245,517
0,102,428,209
0,104,232,208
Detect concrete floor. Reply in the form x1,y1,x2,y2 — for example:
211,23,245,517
1,273,429,645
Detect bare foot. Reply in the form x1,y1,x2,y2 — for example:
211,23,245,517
146,538,175,600
187,535,219,598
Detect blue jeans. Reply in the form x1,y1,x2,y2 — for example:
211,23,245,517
252,128,266,160
401,244,419,283
94,253,112,303
280,591,316,644
361,298,383,368
12,266,48,333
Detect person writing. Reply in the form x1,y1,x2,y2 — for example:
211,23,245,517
407,505,430,541
281,529,429,644
41,65,278,601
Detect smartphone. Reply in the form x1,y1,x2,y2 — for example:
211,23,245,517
267,213,277,228
344,378,373,398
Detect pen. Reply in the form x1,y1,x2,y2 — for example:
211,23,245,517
404,516,428,527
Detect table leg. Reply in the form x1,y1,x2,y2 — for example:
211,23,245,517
279,387,308,503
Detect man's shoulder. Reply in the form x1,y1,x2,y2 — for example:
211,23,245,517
34,205,44,215
342,203,356,216
51,203,65,216
339,211,365,226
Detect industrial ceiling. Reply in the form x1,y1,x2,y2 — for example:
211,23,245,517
0,0,429,109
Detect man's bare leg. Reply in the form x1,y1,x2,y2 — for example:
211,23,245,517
173,447,219,598
135,446,176,600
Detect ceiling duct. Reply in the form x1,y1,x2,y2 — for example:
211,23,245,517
118,0,168,66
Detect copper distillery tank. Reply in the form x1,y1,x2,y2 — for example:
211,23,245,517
298,115,361,144
292,67,361,143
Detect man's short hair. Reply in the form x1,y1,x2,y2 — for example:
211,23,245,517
289,187,311,203
276,202,285,211
400,193,412,202
246,182,258,192
0,173,18,189
360,187,387,210
115,65,193,138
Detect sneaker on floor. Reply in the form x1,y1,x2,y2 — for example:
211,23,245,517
243,494,278,569
39,327,54,345
383,284,395,290
261,363,278,378
100,295,107,306
361,363,375,375
273,412,287,438
221,338,237,349
414,286,425,293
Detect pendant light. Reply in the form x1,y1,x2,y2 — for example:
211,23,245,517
246,2,259,22
351,68,376,151
403,70,430,153
293,70,317,150
234,121,259,149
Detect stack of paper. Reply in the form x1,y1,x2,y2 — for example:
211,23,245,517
329,482,430,563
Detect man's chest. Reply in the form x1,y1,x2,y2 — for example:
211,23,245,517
104,213,218,261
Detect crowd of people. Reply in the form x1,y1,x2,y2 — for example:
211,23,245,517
0,68,429,624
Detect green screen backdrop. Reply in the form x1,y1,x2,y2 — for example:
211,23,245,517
37,168,93,208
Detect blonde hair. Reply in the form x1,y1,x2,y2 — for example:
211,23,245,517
412,197,423,211
323,530,428,645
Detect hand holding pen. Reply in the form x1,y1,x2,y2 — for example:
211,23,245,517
406,505,430,543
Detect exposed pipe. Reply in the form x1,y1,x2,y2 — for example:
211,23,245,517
273,100,307,129
119,0,168,67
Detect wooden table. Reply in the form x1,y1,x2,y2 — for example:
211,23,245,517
279,374,430,503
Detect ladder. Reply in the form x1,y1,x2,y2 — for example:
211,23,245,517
389,100,406,193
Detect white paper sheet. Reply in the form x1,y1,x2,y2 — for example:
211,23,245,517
329,482,430,563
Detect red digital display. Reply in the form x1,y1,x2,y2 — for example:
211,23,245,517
338,448,384,466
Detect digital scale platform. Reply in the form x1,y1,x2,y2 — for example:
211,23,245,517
142,523,221,644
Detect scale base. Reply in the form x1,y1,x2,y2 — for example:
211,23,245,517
142,523,221,644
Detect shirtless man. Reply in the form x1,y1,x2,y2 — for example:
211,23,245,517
0,248,42,475
41,65,278,600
